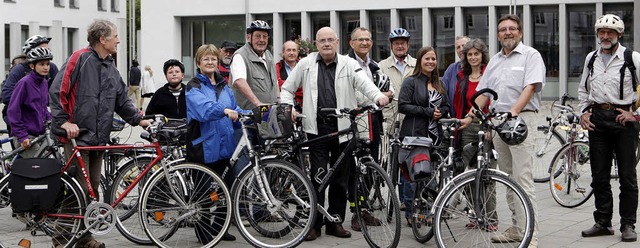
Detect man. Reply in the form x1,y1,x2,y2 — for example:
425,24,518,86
578,14,639,243
442,36,471,117
346,27,392,232
276,40,303,106
230,20,279,109
460,14,544,248
377,28,416,211
218,40,237,83
3,35,60,133
128,60,142,110
49,19,151,248
281,26,389,241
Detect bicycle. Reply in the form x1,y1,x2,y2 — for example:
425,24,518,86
285,105,401,248
531,94,574,183
547,112,592,208
410,118,463,243
229,103,317,248
432,88,535,248
0,115,230,248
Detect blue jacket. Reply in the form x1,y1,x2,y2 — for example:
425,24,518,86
185,71,248,164
441,61,460,117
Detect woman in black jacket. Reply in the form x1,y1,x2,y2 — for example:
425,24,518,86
398,46,450,145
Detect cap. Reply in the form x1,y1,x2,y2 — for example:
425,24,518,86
221,41,237,50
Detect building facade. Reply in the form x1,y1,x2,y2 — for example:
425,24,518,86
1,0,127,81
142,0,638,99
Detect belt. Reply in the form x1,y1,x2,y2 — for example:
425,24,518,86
520,109,538,113
589,103,632,111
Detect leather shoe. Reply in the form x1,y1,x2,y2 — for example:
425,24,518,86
351,215,361,232
326,223,352,238
222,232,236,241
621,224,637,242
305,228,321,241
581,223,614,237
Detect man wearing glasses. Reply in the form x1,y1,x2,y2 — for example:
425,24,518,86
460,14,545,248
281,27,390,241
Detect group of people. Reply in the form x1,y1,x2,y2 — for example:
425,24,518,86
2,11,638,247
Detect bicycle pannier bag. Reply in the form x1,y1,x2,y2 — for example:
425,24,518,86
397,136,434,181
10,158,62,212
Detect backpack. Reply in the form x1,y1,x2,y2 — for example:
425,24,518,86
583,49,638,100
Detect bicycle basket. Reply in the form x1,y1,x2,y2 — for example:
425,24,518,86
252,104,294,140
9,158,62,212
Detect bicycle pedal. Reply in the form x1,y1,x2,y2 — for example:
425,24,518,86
328,214,342,223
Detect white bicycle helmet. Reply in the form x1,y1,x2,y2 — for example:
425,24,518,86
27,47,53,63
594,14,624,34
247,20,272,34
22,35,52,54
389,28,410,41
497,116,528,145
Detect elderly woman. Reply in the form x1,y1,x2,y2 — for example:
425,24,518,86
398,46,451,226
185,44,248,242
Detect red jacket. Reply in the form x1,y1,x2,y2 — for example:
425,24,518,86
276,59,303,106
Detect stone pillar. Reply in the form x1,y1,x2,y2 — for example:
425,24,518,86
117,18,128,81
273,13,283,62
301,12,311,40
51,20,63,67
423,8,431,47
10,22,22,59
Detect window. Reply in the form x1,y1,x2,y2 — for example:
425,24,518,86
432,8,455,76
369,10,390,61
604,3,634,51
97,0,106,11
283,13,301,41
464,8,488,42
339,11,359,55
110,0,118,12
69,0,78,8
443,16,454,30
54,0,64,7
310,12,330,42
568,5,595,78
532,6,559,78
400,9,422,59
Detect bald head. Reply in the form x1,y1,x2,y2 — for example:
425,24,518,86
315,27,339,63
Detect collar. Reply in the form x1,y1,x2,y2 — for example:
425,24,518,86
196,71,227,88
499,42,525,57
597,43,626,59
393,55,407,66
316,53,338,64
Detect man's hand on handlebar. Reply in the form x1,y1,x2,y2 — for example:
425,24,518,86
61,121,80,139
376,95,390,107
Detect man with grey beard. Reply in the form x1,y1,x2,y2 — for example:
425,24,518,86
460,14,544,248
578,14,639,242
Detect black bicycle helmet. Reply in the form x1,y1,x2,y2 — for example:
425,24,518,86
27,47,53,63
389,28,410,41
22,35,52,54
497,116,528,145
373,71,391,92
163,59,185,75
246,20,272,35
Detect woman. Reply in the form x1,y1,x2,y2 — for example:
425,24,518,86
453,38,497,231
140,65,156,110
185,44,247,242
398,46,450,226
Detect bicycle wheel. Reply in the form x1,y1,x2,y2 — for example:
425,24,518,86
139,163,231,248
532,129,565,182
232,159,316,248
354,161,401,248
0,173,86,247
108,156,155,245
411,177,438,243
433,170,535,248
549,141,593,208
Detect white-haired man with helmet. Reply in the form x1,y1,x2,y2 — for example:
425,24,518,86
578,13,640,242
7,47,54,157
2,35,59,134
230,20,279,109
378,28,417,212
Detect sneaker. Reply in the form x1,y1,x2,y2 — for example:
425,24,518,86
240,216,250,227
491,226,523,243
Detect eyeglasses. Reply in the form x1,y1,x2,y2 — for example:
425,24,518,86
498,26,519,33
316,38,337,44
253,34,269,40
352,37,371,43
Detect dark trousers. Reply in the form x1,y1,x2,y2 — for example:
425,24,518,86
588,109,638,227
308,124,351,230
348,111,382,211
